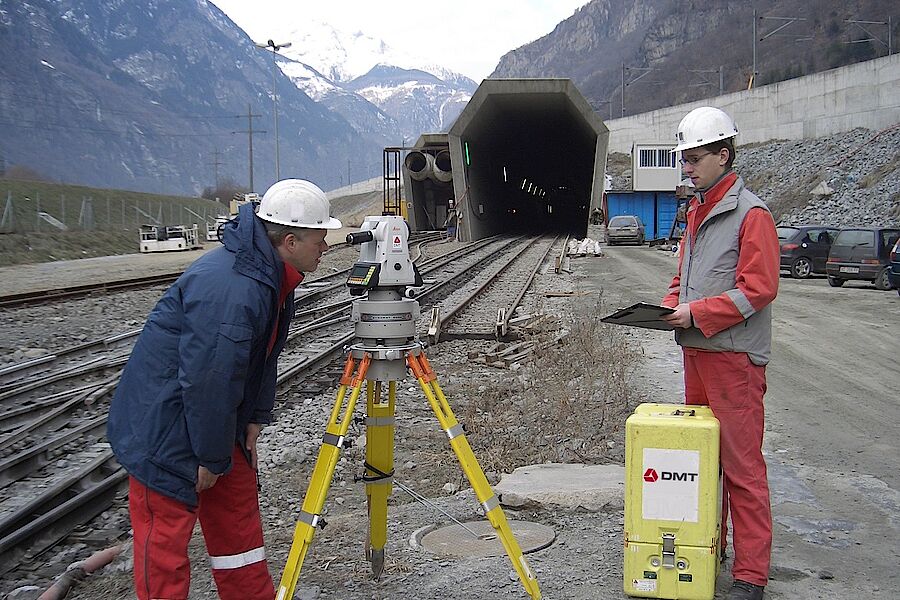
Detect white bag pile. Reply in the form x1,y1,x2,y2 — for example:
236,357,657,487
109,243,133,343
567,237,604,257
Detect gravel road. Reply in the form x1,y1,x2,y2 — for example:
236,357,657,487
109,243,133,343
585,244,900,600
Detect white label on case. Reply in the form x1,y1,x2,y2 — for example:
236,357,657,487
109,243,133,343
642,447,700,522
633,578,657,592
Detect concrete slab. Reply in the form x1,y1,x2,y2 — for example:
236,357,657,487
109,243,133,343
493,463,625,512
417,520,556,558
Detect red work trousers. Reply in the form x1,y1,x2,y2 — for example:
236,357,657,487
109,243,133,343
128,446,275,600
683,348,772,587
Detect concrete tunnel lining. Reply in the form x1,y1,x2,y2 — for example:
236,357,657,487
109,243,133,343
448,79,609,242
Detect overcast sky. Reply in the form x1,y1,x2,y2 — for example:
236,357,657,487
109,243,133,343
210,0,589,81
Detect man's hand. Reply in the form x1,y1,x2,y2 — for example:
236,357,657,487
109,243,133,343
662,302,693,329
246,423,263,471
196,466,220,492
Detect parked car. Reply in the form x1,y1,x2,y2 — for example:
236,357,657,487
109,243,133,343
889,238,900,296
607,215,645,245
825,227,900,290
778,225,840,278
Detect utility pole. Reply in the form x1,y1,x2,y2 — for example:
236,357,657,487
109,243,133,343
753,11,808,88
688,66,725,95
208,149,223,190
621,63,657,117
845,18,893,55
233,104,265,192
256,39,292,181
752,9,757,87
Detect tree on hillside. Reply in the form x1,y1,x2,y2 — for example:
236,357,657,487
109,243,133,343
201,177,250,208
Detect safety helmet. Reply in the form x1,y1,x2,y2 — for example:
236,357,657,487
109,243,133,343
672,106,738,152
257,179,342,229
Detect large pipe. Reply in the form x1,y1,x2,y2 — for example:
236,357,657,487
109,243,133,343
432,150,452,183
404,151,434,182
38,545,123,600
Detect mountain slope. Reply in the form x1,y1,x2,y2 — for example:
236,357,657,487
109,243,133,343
492,0,898,117
0,0,382,194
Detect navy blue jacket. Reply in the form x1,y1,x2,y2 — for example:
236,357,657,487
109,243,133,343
108,204,293,506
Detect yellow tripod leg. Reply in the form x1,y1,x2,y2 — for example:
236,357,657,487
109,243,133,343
408,351,542,600
276,354,371,600
364,379,395,578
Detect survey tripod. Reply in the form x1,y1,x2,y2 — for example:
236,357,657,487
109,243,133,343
276,215,541,600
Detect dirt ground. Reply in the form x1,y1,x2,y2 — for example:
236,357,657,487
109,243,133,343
8,239,899,600
574,245,900,600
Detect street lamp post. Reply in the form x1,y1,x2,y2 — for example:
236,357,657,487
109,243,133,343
256,39,291,181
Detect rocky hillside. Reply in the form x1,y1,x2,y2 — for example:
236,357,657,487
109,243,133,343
493,0,898,117
743,126,900,227
606,125,900,228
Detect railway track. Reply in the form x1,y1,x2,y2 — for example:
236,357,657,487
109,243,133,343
0,232,554,585
0,273,184,310
0,238,367,311
429,234,563,341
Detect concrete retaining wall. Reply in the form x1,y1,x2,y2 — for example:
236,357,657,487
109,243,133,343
605,53,900,153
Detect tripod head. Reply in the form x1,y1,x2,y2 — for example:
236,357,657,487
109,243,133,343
345,215,423,380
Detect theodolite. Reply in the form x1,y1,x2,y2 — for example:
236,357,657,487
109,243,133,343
276,215,541,600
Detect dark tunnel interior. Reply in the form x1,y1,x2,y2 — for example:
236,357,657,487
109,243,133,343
459,92,599,239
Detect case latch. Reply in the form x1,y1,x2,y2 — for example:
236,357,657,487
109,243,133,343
662,533,676,568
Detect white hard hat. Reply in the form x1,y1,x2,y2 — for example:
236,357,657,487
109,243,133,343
672,106,738,152
257,179,342,229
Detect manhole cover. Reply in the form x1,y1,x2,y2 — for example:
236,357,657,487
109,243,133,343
419,521,556,558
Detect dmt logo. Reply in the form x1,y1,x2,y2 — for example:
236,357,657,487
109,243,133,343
643,468,698,483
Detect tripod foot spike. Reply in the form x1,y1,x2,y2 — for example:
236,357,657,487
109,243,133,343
369,548,385,580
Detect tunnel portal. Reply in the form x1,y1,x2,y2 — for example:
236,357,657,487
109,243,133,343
444,79,609,242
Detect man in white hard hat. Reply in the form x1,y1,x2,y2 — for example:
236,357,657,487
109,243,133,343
108,179,341,600
661,107,779,600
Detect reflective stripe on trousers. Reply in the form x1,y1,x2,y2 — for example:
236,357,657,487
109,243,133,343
129,445,275,600
208,546,267,570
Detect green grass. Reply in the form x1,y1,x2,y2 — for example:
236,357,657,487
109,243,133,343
0,178,226,266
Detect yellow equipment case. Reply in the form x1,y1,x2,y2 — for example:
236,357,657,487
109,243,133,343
624,403,721,600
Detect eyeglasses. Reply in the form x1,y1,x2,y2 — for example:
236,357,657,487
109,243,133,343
679,152,713,166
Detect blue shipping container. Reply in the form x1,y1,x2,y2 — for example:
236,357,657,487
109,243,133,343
606,192,678,240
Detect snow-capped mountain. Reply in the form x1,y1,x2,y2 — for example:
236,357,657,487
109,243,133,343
0,1,477,195
0,0,384,194
277,58,399,142
280,20,461,86
346,65,474,137
263,20,477,139
281,20,415,84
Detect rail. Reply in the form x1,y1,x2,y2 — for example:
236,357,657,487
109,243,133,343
0,233,550,583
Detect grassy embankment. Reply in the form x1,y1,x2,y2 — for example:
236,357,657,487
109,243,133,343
0,179,225,266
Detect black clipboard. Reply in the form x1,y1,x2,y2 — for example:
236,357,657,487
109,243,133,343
601,302,676,331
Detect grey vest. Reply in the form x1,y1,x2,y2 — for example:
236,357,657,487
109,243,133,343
675,176,773,366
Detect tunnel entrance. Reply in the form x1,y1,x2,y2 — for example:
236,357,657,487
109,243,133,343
446,79,608,242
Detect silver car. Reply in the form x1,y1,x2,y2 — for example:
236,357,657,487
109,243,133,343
607,215,645,245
